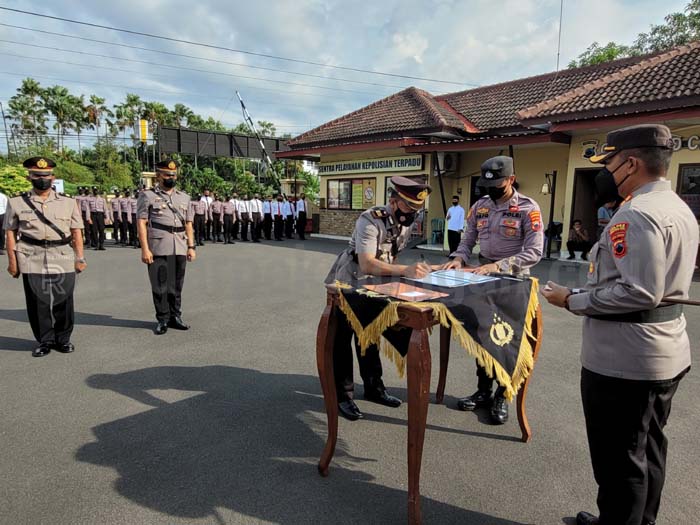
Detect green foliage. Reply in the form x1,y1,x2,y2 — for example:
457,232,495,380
569,0,700,68
298,170,320,202
0,164,32,196
53,160,94,185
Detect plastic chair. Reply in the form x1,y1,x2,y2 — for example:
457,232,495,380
431,218,444,244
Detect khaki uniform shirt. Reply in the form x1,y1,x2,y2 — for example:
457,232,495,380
451,191,543,272
325,205,411,284
568,180,698,380
137,187,194,257
3,190,83,274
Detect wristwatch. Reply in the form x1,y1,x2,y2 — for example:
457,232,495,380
76,257,87,264
187,245,196,250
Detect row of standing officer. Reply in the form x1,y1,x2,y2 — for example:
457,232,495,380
74,186,141,249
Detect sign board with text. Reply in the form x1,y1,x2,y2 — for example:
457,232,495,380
318,155,424,176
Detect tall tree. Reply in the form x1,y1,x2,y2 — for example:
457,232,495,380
85,95,113,140
172,103,193,128
41,85,76,153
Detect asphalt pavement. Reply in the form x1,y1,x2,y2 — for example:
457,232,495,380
0,237,698,525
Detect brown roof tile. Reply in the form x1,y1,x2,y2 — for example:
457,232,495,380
287,87,469,147
517,41,700,122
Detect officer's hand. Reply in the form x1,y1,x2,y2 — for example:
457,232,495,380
541,281,570,308
441,258,463,270
187,248,196,262
75,260,87,274
141,248,154,265
473,263,499,275
404,261,432,278
7,261,20,278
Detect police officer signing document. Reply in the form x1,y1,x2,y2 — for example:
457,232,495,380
137,159,196,335
542,125,698,525
325,176,433,421
4,157,86,357
443,155,543,424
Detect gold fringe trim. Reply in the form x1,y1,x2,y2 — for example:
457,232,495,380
336,279,540,400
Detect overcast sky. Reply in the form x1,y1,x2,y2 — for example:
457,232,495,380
0,0,690,149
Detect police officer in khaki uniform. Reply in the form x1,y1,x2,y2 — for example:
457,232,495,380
109,190,122,245
89,186,107,250
542,125,698,525
325,176,433,421
137,159,197,335
4,157,86,357
443,155,544,424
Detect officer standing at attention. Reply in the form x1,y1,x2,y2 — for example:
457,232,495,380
237,194,251,242
83,186,96,247
443,155,543,424
137,159,196,335
89,186,107,250
110,190,122,245
130,190,140,248
192,195,207,246
250,193,263,243
222,195,236,244
210,194,224,243
272,194,285,241
75,187,87,244
542,125,698,525
295,192,309,240
120,189,132,246
262,195,273,240
4,157,87,357
283,196,295,239
325,176,433,421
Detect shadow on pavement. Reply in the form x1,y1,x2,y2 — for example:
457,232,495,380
0,335,35,352
0,309,154,330
76,365,528,525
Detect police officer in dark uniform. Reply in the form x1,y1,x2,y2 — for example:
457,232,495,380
325,176,433,421
137,159,196,335
543,125,698,525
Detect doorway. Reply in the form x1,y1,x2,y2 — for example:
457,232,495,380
469,176,484,208
570,168,599,241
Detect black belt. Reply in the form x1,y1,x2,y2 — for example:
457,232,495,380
150,223,185,233
20,236,71,247
589,304,683,323
478,254,495,264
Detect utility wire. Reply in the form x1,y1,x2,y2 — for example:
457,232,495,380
0,6,471,86
0,23,419,90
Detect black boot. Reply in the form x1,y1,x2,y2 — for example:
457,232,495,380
363,378,401,408
457,390,493,411
490,395,509,424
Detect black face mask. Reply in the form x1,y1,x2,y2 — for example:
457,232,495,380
162,177,176,189
595,160,630,205
394,207,416,227
31,177,52,191
486,185,507,202
451,201,458,206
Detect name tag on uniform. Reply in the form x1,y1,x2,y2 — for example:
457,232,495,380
477,219,488,230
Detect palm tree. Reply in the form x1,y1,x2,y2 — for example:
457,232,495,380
85,95,113,140
41,85,75,153
16,77,47,145
172,103,193,128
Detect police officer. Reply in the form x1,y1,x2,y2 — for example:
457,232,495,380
283,196,295,239
325,176,433,421
250,193,263,243
75,187,88,244
89,186,107,250
262,195,273,240
137,159,196,335
222,195,236,244
295,193,309,240
192,195,207,246
120,189,132,246
110,190,122,245
443,155,543,424
210,194,224,242
130,190,140,248
82,186,95,247
3,157,87,357
272,194,285,241
237,194,250,241
542,125,698,525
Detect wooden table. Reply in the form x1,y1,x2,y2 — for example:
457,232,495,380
316,286,543,524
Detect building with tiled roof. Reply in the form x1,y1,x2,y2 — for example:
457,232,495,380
280,43,700,257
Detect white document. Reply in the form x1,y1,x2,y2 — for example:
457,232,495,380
405,269,499,288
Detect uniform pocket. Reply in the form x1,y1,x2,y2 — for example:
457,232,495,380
499,218,522,239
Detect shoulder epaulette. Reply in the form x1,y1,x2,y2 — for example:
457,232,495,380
370,206,389,219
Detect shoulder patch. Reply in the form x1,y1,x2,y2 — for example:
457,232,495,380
609,222,629,258
529,211,542,231
370,207,389,219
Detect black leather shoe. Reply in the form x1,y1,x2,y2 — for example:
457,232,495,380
32,343,51,357
457,390,493,411
490,396,509,424
168,316,190,330
338,400,363,421
98,246,106,251
364,387,402,408
576,511,599,525
154,321,168,335
55,342,75,353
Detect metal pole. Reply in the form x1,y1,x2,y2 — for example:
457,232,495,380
0,101,14,159
433,152,448,216
545,170,558,259
152,123,156,171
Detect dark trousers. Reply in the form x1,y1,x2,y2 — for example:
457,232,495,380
240,213,250,241
223,214,234,242
148,255,187,323
90,212,105,248
82,212,91,245
130,214,139,247
263,213,272,240
251,212,262,241
22,272,75,345
476,362,507,398
581,367,687,525
447,229,461,254
273,215,284,240
111,214,121,244
567,240,592,257
0,213,5,250
333,307,383,401
232,219,240,240
194,214,206,244
285,215,294,238
120,212,130,244
205,217,212,240
212,213,222,241
296,211,307,239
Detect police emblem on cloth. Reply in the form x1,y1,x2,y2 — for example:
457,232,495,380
490,314,514,347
